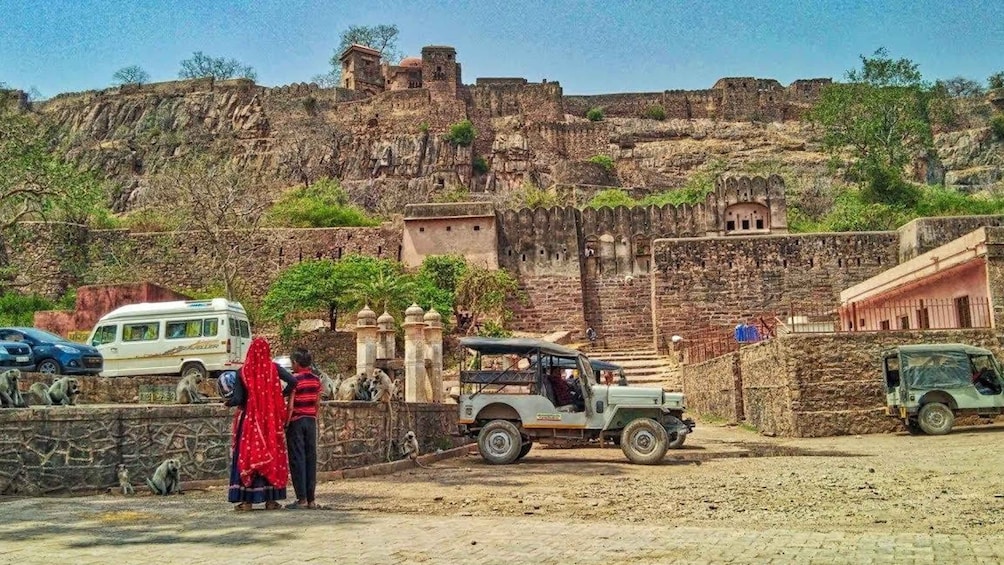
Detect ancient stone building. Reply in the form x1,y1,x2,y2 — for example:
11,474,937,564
338,43,462,100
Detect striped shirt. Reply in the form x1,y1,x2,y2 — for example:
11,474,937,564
290,371,321,422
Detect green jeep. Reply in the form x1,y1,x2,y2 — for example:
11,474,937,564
883,343,1004,435
457,337,694,465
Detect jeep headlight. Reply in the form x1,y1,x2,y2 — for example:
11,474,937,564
55,344,80,354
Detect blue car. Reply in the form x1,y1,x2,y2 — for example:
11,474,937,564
0,339,35,372
0,327,103,376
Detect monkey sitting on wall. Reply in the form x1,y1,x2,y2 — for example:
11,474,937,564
401,430,424,467
320,372,341,401
146,458,182,495
0,369,28,408
28,382,52,406
369,369,396,403
117,464,135,495
336,373,372,401
48,377,80,406
175,374,207,404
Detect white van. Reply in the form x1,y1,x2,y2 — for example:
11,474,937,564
88,298,253,379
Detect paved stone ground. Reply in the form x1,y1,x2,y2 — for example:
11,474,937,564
3,424,1004,564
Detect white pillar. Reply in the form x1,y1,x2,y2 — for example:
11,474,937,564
355,305,378,378
423,308,444,403
403,303,428,402
376,310,396,360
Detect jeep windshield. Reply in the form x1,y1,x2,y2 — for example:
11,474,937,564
459,337,592,395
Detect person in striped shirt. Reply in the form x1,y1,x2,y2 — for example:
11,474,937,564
285,348,321,509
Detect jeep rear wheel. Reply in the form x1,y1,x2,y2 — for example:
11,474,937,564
918,403,954,435
904,419,924,435
477,420,522,465
668,432,686,449
620,418,669,465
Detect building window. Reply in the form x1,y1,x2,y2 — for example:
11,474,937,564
917,307,930,329
755,219,764,229
899,316,910,330
880,320,890,330
446,226,451,232
419,227,425,232
726,220,736,231
955,295,972,328
741,220,750,230
473,225,480,231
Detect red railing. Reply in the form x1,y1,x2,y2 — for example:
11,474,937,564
678,297,992,364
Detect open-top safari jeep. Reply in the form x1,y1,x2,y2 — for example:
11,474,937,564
883,343,1004,435
457,337,694,465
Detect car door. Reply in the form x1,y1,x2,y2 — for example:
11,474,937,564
90,324,120,376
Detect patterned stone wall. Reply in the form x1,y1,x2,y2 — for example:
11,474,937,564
680,351,741,422
0,403,460,496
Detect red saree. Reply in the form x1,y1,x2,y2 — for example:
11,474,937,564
235,338,289,489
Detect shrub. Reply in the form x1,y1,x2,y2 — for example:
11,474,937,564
433,185,470,203
302,96,318,116
477,319,512,338
0,293,59,327
989,71,1004,90
444,119,475,146
991,113,1004,141
586,189,636,209
472,155,489,175
586,107,604,121
860,165,921,207
515,182,561,208
267,178,378,228
587,154,615,172
644,105,666,120
418,121,429,133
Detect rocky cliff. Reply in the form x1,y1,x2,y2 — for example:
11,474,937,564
31,78,1004,212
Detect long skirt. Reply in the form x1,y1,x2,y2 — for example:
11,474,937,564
227,409,287,504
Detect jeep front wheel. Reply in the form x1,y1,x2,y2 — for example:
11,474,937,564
918,403,954,435
477,420,523,465
620,418,669,465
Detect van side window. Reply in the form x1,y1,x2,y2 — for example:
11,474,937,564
229,317,239,337
204,318,220,337
92,325,117,346
238,320,251,338
167,320,205,339
123,323,159,342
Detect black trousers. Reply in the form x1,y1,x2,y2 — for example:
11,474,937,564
286,417,317,502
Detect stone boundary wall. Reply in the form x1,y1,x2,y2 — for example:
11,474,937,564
897,215,1004,261
0,402,460,496
680,351,741,422
682,329,1001,437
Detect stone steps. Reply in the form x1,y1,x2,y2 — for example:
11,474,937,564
587,347,682,391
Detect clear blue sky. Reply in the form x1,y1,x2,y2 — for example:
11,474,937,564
2,0,1002,97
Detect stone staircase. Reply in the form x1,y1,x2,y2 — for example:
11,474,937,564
585,345,682,392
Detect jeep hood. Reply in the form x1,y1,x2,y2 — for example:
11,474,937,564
606,386,662,406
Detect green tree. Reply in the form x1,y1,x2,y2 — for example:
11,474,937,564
989,72,1004,90
934,76,985,98
455,265,522,333
0,94,111,290
318,24,402,87
178,51,257,81
472,155,489,175
808,48,937,204
413,255,469,327
586,189,636,209
644,105,667,120
267,178,378,228
587,154,615,172
445,119,475,146
586,107,604,121
112,65,151,85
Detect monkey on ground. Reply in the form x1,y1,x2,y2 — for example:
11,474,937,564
28,382,52,406
369,369,396,403
337,373,371,401
48,377,80,406
146,458,182,495
0,369,28,408
320,372,341,401
117,464,135,495
175,374,206,404
401,430,424,467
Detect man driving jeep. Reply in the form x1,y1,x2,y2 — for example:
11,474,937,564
547,366,577,411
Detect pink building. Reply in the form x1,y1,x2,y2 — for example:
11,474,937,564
838,228,994,331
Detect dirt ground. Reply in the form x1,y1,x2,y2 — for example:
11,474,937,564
307,421,1004,535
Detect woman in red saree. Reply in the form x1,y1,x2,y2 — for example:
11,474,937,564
226,337,289,511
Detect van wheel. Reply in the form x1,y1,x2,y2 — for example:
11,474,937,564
181,362,208,382
620,418,669,465
918,403,954,435
477,420,522,465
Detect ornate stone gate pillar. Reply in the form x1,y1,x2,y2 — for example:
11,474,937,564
376,310,396,360
423,308,444,403
403,303,428,402
355,305,378,378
